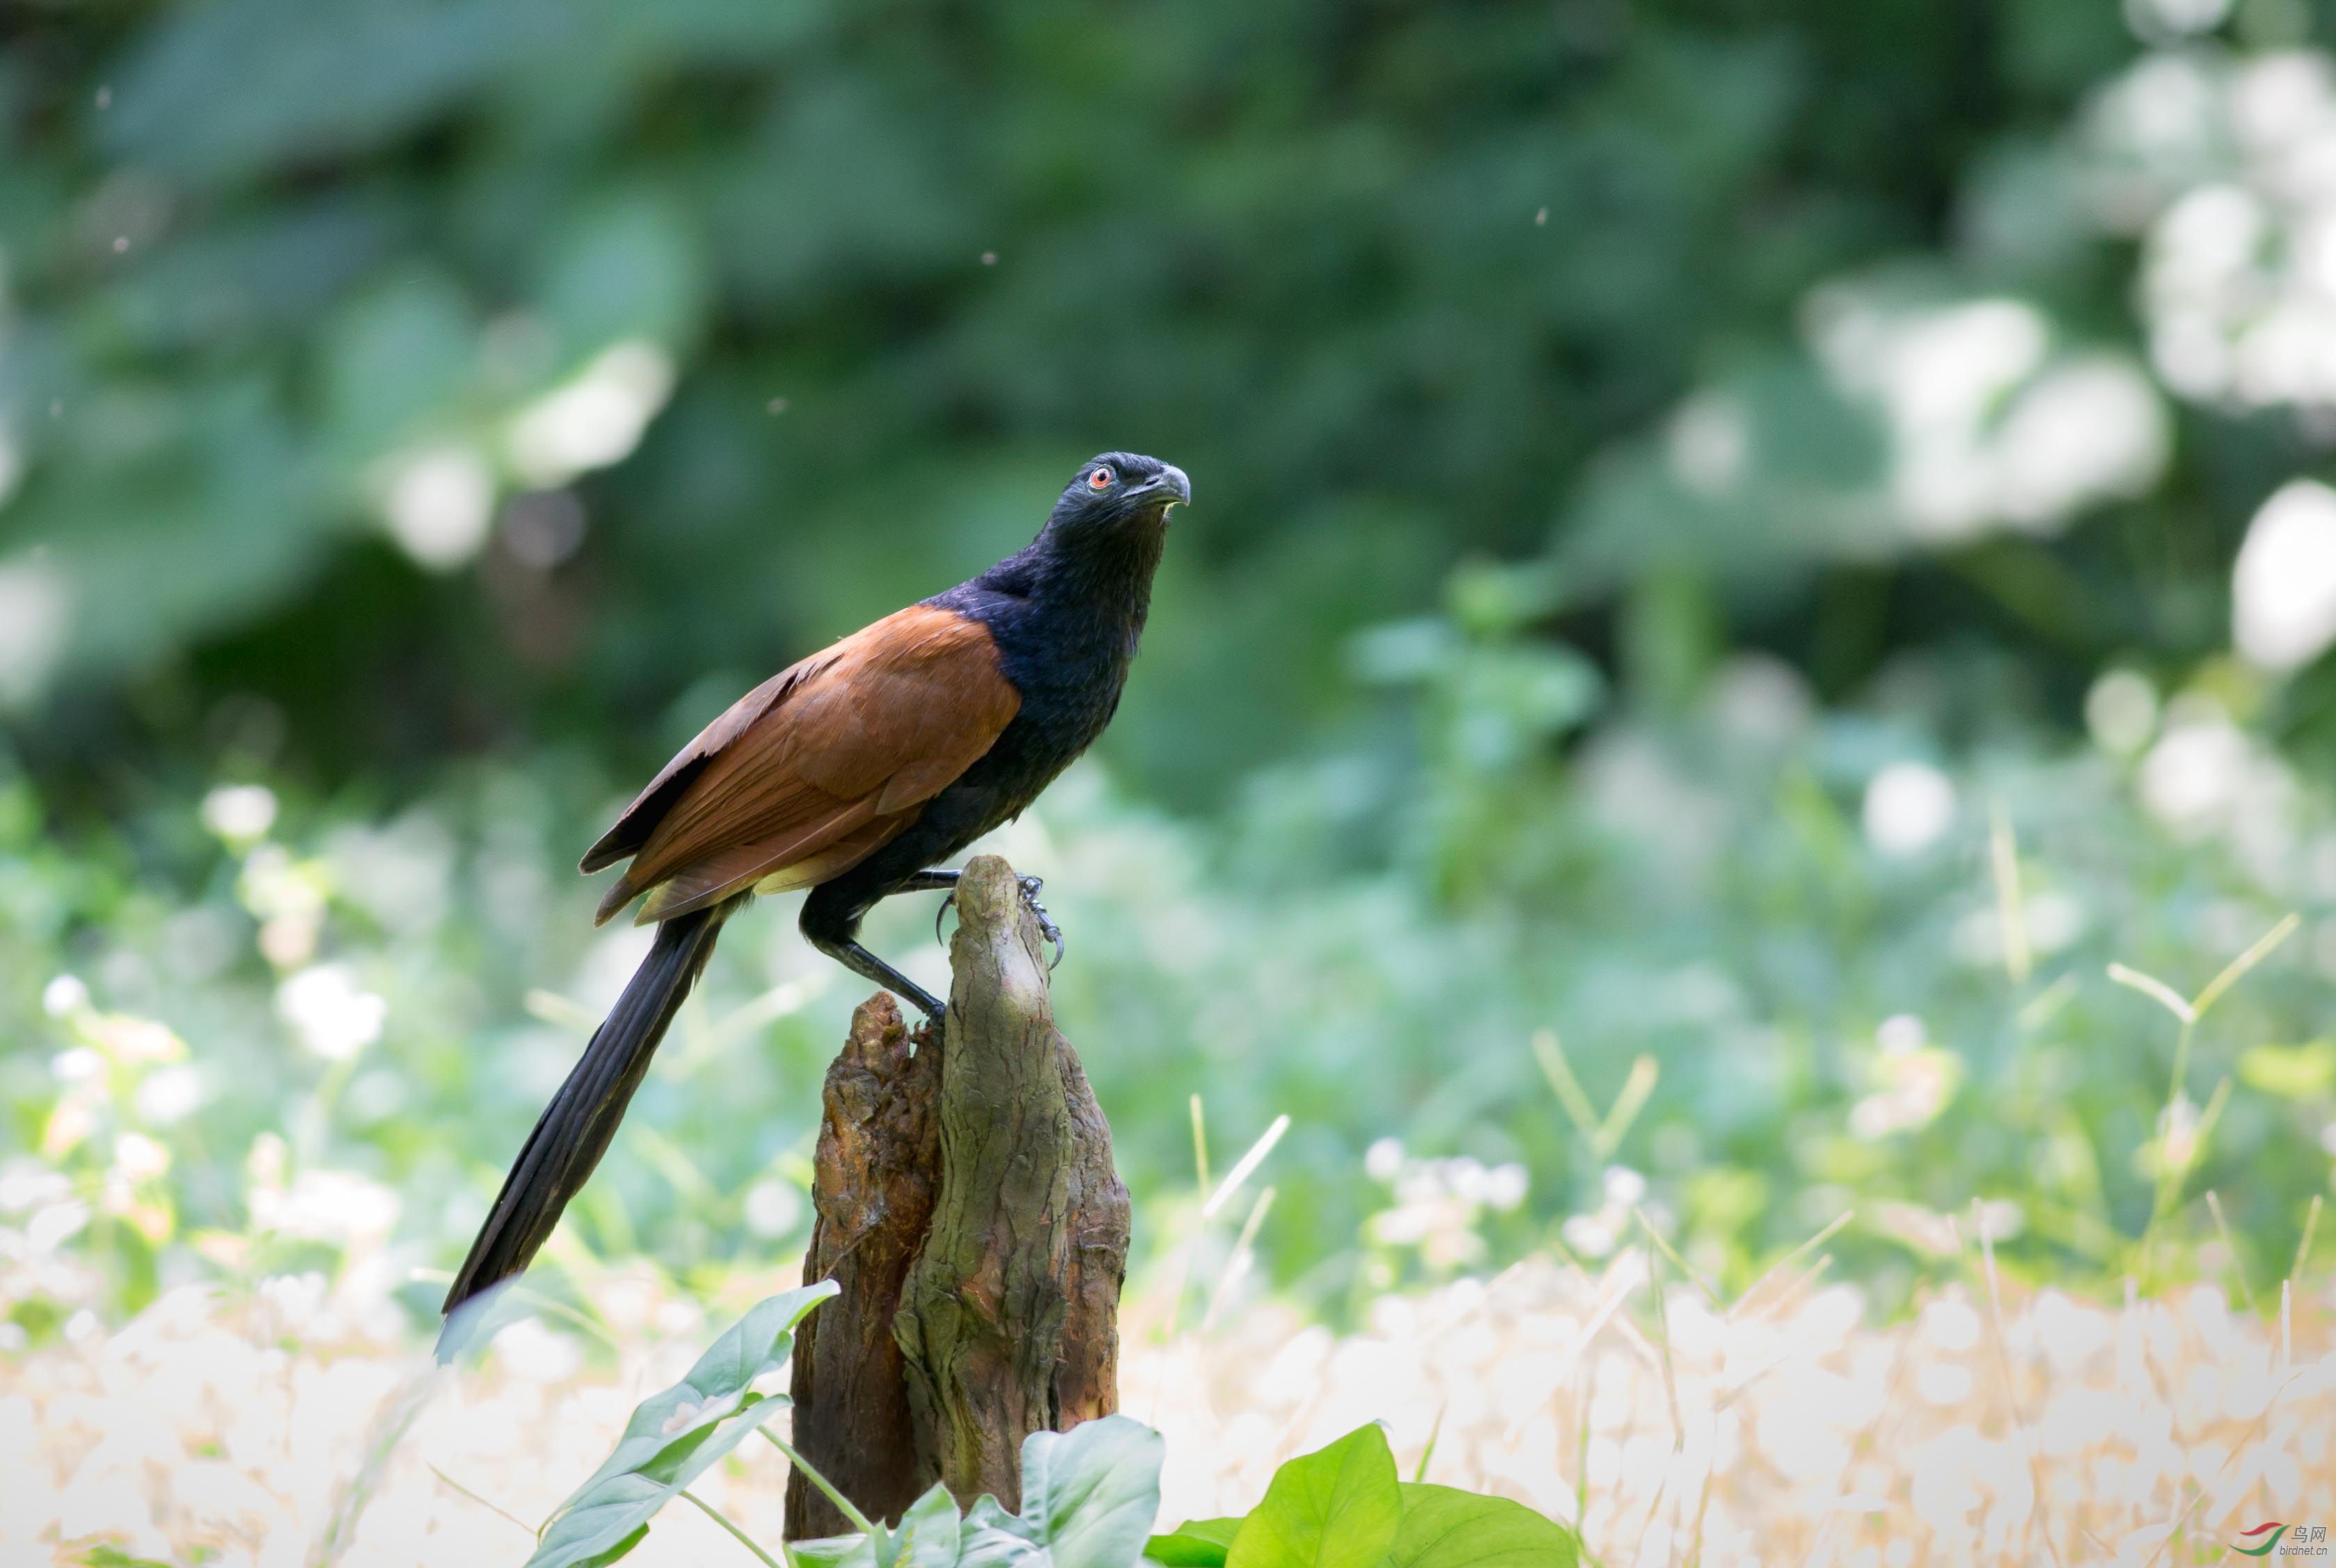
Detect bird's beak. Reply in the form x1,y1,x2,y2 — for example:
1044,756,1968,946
1139,465,1192,509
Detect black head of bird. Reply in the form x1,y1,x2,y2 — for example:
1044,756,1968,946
1046,452,1193,535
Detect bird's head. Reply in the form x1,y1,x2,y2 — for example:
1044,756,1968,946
1047,452,1191,537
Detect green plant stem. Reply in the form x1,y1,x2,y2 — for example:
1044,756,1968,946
757,1428,876,1536
2205,1191,2257,1314
2294,1194,2323,1283
1635,1206,1721,1311
2137,1012,2197,1284
1190,1093,1210,1195
1413,1403,1445,1484
1738,1210,1852,1312
678,1487,786,1568
426,1462,536,1539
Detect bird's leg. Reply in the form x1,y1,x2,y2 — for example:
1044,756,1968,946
805,931,947,1022
800,897,946,1020
907,869,1062,970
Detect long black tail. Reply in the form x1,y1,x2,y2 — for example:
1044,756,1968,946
441,899,735,1321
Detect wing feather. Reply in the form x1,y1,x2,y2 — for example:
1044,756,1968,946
588,605,1019,924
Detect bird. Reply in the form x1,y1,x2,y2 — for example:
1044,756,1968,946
440,451,1188,1325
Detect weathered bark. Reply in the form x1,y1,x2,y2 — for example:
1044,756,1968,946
783,993,940,1540
785,854,1130,1535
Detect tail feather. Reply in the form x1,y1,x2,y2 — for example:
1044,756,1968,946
441,900,735,1321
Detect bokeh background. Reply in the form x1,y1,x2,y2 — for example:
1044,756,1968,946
6,0,2336,1487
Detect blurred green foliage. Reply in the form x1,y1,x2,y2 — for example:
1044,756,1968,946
0,0,2177,801
4,0,2336,1349
4,630,2333,1339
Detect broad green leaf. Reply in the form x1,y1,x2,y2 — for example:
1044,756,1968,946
1386,1485,1577,1568
525,1280,838,1568
957,1414,1166,1568
537,194,708,364
959,1493,1041,1567
896,1483,966,1568
1225,1425,1400,1568
572,1524,648,1568
788,1535,874,1568
765,1475,964,1566
1145,1516,1246,1566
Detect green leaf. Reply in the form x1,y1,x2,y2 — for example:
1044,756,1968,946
1385,1485,1577,1568
1145,1517,1246,1566
525,1280,839,1568
895,1483,966,1568
76,1548,181,1568
787,1536,874,1568
1224,1425,1401,1568
2239,1040,2336,1100
537,193,708,364
956,1414,1166,1568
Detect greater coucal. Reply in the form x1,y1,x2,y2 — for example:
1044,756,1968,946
442,452,1188,1320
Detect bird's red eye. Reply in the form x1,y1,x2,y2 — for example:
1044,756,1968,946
1089,466,1114,490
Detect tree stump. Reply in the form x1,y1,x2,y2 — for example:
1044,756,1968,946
784,855,1130,1539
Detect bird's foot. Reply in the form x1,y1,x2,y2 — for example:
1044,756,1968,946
932,874,1064,970
1017,875,1065,971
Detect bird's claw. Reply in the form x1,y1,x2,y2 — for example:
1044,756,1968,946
1018,876,1066,971
932,875,1064,971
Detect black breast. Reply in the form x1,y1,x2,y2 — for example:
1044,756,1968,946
924,525,1162,809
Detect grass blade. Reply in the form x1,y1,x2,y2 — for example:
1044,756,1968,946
2107,964,2193,1024
2293,1193,2323,1283
2205,1191,2258,1314
1413,1403,1445,1485
1190,1094,1211,1195
1202,1114,1289,1220
1735,1210,1853,1317
1635,1206,1721,1311
428,1464,536,1539
1200,1185,1276,1333
2189,913,2299,1021
1532,1030,1603,1143
1594,1056,1659,1161
1990,801,2031,986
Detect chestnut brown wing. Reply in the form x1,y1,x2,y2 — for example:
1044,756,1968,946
587,604,1020,926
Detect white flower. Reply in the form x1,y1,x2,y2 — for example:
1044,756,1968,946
250,1167,399,1246
508,341,676,487
112,1133,169,1182
1602,1165,1648,1208
377,446,496,570
1562,1214,1619,1258
1864,763,1957,858
200,783,278,843
41,974,90,1018
134,1065,201,1124
275,965,386,1061
2236,480,2336,671
1482,1163,1530,1211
